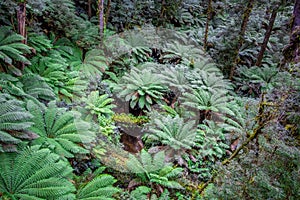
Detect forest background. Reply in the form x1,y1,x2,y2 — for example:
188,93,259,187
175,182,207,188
0,0,299,199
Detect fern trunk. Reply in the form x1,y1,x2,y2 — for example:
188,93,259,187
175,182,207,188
203,0,213,50
230,0,255,79
256,5,279,66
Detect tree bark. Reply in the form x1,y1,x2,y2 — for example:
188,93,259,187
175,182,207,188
292,0,300,30
17,2,26,44
105,0,111,26
229,0,255,80
88,0,92,19
283,0,300,63
17,1,26,71
255,6,279,66
98,0,104,40
203,0,213,50
159,0,166,25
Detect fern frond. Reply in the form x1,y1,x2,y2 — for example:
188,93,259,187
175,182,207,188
146,115,197,150
27,32,53,53
85,91,116,118
0,93,36,152
76,174,120,200
159,65,190,94
162,40,204,65
0,146,76,199
236,65,280,94
127,153,147,174
116,67,167,110
20,72,55,101
27,49,87,102
27,100,95,158
0,26,31,74
197,120,229,161
130,186,151,200
182,88,234,116
77,49,108,78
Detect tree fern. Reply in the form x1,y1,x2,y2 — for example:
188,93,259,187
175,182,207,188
126,149,184,189
129,186,171,200
27,32,53,54
0,145,76,199
27,100,95,158
60,47,109,78
220,98,252,142
182,88,235,119
123,31,152,64
0,93,37,152
235,65,280,95
0,73,27,98
20,72,56,101
0,26,31,75
27,49,87,102
162,40,204,65
197,120,229,162
186,70,233,92
116,67,168,111
85,91,116,118
192,58,222,74
129,186,152,200
159,65,190,95
76,174,120,200
0,72,55,102
145,114,198,151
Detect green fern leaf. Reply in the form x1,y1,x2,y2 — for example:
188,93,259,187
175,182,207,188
27,100,95,158
0,146,76,199
76,174,120,200
0,93,36,152
0,26,31,74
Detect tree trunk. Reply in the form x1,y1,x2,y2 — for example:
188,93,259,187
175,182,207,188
283,0,300,63
255,6,279,66
98,0,104,41
292,0,300,30
229,0,255,80
159,0,166,26
105,0,111,26
17,1,26,71
17,2,26,44
203,0,213,50
88,0,92,19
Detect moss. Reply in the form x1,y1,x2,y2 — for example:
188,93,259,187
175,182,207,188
113,113,149,125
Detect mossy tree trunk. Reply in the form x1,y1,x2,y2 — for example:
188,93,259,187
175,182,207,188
98,0,104,41
105,0,111,25
255,5,279,66
229,0,255,80
283,0,300,63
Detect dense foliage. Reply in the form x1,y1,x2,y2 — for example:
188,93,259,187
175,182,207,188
0,0,299,199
